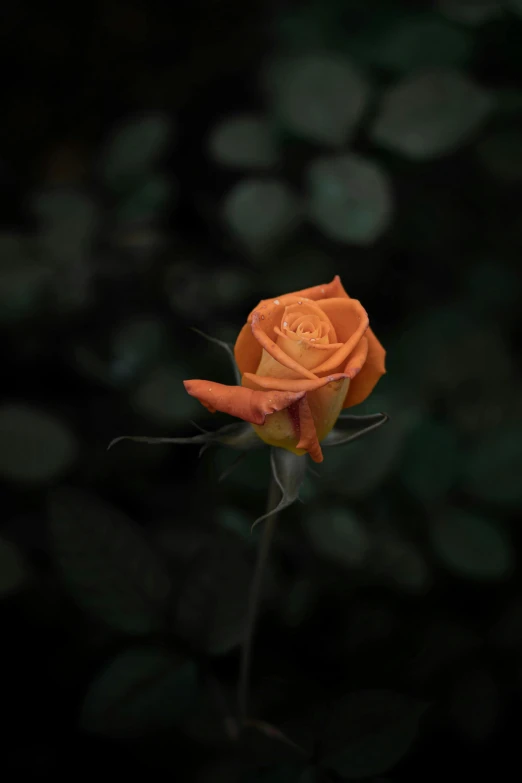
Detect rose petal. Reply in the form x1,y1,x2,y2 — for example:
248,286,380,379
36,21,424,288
295,395,323,463
310,298,369,374
343,331,386,408
252,311,318,380
344,334,369,379
183,380,305,425
234,276,346,375
328,277,387,401
242,371,349,393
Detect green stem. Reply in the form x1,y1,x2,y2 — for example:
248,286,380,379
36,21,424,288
238,475,281,724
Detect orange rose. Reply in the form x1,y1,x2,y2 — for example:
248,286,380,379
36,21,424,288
184,276,385,463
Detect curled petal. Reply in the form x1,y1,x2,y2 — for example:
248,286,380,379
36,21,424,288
251,312,318,380
343,330,386,408
242,371,349,393
295,396,323,463
183,380,304,425
344,335,369,379
311,298,369,374
234,276,346,376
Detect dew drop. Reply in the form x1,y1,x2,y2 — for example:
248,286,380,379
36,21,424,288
273,299,280,305
261,315,265,319
297,301,302,305
283,321,288,327
321,288,325,293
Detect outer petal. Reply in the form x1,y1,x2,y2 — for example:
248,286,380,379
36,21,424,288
343,332,386,408
331,277,387,407
183,380,304,425
295,396,323,463
233,276,347,376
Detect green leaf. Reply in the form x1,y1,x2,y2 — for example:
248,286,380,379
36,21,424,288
430,508,514,581
49,488,171,634
400,419,462,504
438,0,504,24
80,647,197,737
304,508,370,568
306,154,392,245
102,113,172,189
371,68,492,159
317,690,427,778
191,327,241,385
353,12,473,73
173,533,252,654
0,536,30,598
476,129,522,182
0,405,77,484
449,668,501,742
32,188,99,268
253,448,308,528
264,53,369,147
463,426,522,507
323,412,389,447
223,178,301,253
208,114,278,169
0,234,51,322
508,0,522,16
116,175,173,223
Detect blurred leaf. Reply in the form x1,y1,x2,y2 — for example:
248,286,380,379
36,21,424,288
306,154,392,245
223,178,301,253
450,668,501,742
80,647,196,737
409,620,481,681
208,114,278,169
430,508,514,581
475,129,522,181
49,487,171,634
131,363,200,424
253,448,308,528
316,690,427,778
372,537,431,595
263,53,369,146
400,419,462,505
463,260,521,321
0,536,30,598
173,533,252,655
280,578,317,628
0,405,77,484
102,113,172,190
109,317,167,384
371,68,492,159
437,0,504,24
304,507,370,568
0,235,50,322
489,598,522,650
323,412,389,446
463,426,522,507
508,0,522,15
32,188,99,265
116,175,173,223
353,13,473,73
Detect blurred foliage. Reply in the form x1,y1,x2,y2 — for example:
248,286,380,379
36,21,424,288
1,0,522,778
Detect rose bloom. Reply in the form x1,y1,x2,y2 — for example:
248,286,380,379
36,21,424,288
184,276,385,463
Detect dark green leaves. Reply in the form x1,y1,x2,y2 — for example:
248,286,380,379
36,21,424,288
372,68,492,159
318,690,427,778
80,647,197,737
306,154,392,245
49,488,171,634
463,426,522,507
430,509,514,581
323,411,389,447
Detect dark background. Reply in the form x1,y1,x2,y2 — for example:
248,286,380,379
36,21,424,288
1,0,522,779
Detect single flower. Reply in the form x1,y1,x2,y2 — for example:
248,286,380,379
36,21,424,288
184,276,386,464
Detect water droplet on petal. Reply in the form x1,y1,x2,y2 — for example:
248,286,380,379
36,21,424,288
273,299,280,305
261,315,265,319
283,321,288,327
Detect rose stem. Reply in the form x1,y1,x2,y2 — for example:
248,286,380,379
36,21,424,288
237,473,281,725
